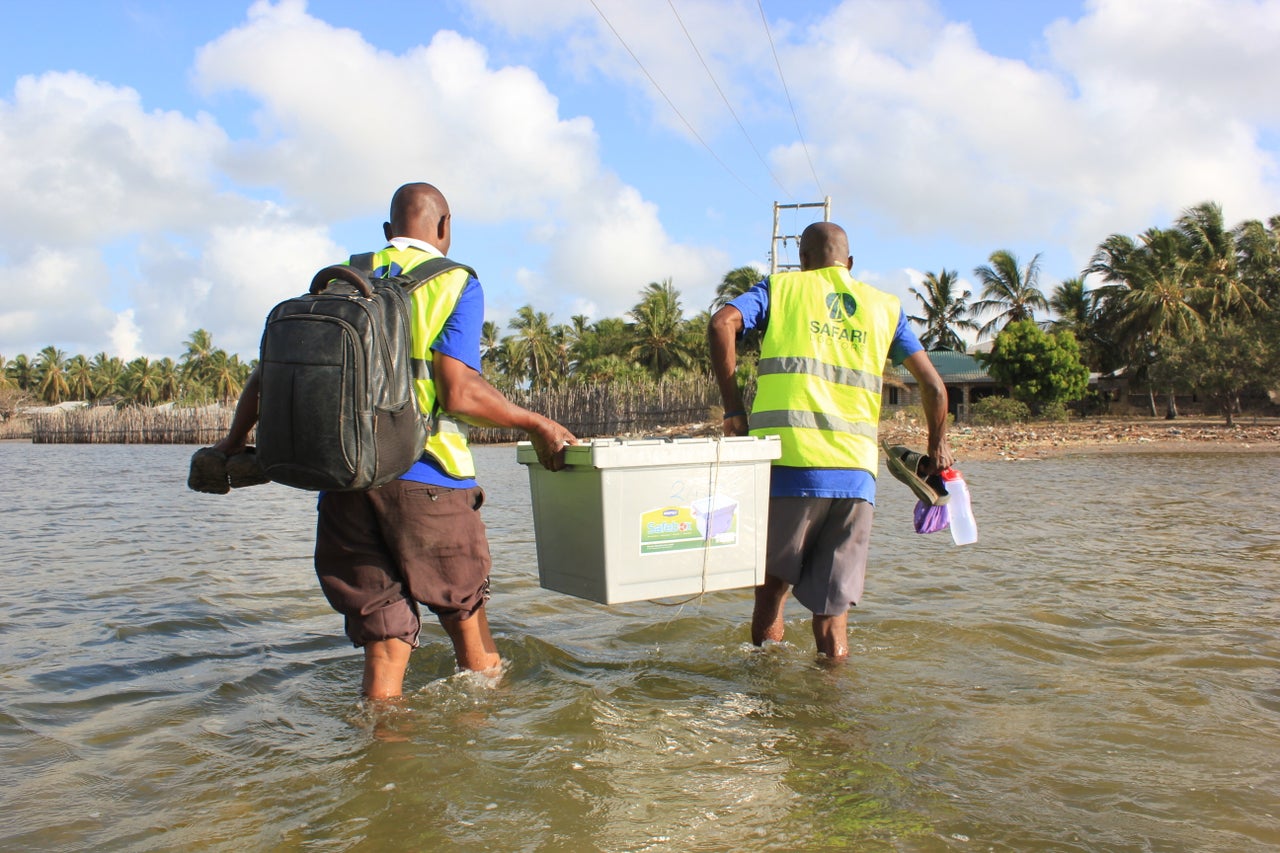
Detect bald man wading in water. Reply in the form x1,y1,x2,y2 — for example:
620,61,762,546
214,182,575,699
709,222,952,660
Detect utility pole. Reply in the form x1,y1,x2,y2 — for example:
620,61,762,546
770,197,831,274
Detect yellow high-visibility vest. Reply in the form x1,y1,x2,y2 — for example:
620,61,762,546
749,266,900,473
367,246,477,480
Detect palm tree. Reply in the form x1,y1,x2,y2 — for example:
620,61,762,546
1048,277,1114,372
124,356,161,406
181,328,216,387
156,357,182,403
480,320,502,361
1049,277,1088,327
907,269,978,351
90,352,125,401
65,354,95,401
1234,216,1280,307
712,265,763,310
8,353,36,392
204,351,246,404
629,279,693,377
35,346,70,404
572,353,651,385
972,250,1048,338
1087,226,1209,417
507,305,558,389
482,338,518,391
549,323,573,381
681,309,713,372
568,316,632,378
1176,201,1258,322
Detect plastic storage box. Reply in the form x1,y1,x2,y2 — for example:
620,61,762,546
516,436,782,604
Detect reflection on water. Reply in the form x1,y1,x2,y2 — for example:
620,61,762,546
2,443,1278,851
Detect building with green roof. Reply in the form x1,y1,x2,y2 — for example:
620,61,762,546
886,348,1000,422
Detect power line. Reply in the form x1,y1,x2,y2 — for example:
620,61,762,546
666,0,793,200
756,0,825,198
589,0,761,200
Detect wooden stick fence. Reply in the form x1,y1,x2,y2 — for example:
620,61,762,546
28,406,235,444
23,376,735,444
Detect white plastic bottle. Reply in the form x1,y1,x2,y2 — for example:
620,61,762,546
939,469,977,545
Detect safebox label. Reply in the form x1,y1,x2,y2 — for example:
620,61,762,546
639,496,739,555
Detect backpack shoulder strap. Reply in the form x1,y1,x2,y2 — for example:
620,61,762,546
399,256,478,293
346,251,477,292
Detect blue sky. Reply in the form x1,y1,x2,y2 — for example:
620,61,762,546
2,0,1278,360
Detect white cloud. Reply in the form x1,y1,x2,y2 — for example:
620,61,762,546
0,0,721,359
0,68,298,358
0,246,124,357
466,0,775,143
1048,0,1280,126
764,0,1280,276
108,310,142,362
129,213,344,359
541,181,729,320
7,0,1277,366
195,0,599,222
195,0,725,323
0,71,233,250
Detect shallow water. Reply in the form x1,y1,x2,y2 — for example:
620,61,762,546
1,443,1278,852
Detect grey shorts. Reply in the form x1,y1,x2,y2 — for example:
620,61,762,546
765,497,874,616
313,481,492,648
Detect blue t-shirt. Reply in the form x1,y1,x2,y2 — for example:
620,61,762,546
370,247,485,490
729,275,924,502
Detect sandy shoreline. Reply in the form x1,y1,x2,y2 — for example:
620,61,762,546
5,416,1278,459
879,417,1280,461
635,415,1280,461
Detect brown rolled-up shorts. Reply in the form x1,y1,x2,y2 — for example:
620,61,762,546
765,496,874,616
313,480,492,648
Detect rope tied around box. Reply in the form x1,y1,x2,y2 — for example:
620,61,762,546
655,436,724,608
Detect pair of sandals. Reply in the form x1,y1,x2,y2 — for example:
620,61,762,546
187,446,270,494
881,440,949,506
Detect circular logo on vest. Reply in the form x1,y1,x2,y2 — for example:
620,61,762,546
826,292,857,320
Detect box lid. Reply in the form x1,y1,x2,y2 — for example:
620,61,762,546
516,435,782,469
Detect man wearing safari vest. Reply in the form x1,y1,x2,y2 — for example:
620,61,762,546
212,182,576,699
709,222,952,660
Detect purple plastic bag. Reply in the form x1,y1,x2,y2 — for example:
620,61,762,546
913,500,950,534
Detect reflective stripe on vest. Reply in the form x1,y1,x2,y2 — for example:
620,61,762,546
748,266,900,472
370,247,476,479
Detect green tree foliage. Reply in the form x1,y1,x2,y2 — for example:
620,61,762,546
908,269,978,351
1084,201,1275,418
1048,277,1130,375
977,320,1089,413
1151,312,1280,425
14,222,1276,424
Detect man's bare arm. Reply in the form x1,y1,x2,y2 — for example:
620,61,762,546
433,352,576,471
900,350,953,471
708,305,748,437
